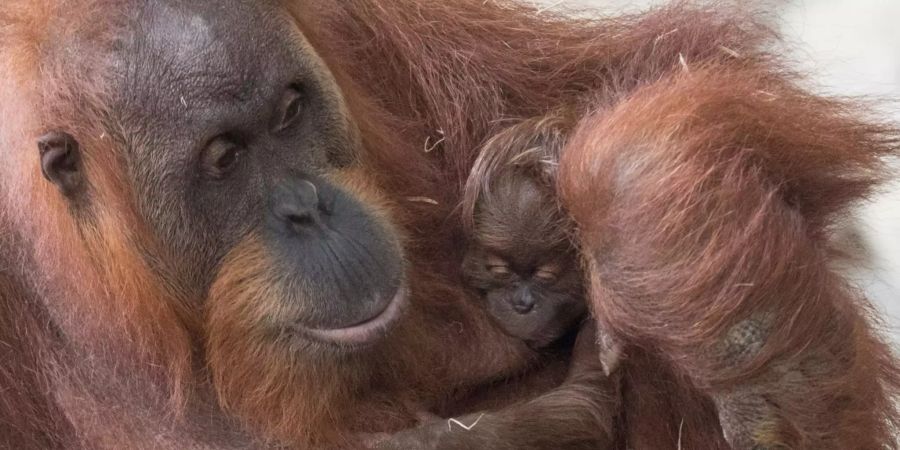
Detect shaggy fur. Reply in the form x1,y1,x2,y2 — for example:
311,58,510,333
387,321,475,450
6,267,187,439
1,0,898,449
559,65,900,448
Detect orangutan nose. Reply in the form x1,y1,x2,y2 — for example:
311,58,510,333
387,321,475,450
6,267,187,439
513,289,536,314
272,178,328,234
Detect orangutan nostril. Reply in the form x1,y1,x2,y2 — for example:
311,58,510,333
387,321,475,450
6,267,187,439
287,212,316,229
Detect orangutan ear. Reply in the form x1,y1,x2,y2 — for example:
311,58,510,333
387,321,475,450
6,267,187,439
38,131,84,195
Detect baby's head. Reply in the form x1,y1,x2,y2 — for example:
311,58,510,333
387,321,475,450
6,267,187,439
462,170,586,348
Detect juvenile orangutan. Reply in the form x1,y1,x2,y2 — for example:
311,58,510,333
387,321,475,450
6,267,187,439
369,116,624,449
461,169,587,348
462,114,622,373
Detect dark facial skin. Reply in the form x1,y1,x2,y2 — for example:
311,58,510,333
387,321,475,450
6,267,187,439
462,173,586,348
46,0,405,350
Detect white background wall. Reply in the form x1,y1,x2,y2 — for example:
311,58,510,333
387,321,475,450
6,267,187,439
779,0,900,346
537,0,900,344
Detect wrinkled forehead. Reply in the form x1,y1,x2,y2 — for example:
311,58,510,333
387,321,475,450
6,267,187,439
135,0,284,68
114,0,304,109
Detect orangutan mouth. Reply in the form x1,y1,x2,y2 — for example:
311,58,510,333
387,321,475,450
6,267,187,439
296,286,408,348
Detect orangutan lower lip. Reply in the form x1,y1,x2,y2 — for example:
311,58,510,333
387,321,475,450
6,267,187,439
299,287,407,347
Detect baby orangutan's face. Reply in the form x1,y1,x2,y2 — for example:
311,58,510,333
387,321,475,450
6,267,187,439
462,175,587,348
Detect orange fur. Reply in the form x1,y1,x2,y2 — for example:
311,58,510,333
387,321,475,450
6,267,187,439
1,1,898,448
560,66,900,448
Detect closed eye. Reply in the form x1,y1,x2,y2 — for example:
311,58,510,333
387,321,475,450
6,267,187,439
534,264,560,282
488,264,511,276
485,254,512,277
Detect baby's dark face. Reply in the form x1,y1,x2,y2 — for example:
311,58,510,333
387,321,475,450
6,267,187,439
462,175,587,348
463,246,586,348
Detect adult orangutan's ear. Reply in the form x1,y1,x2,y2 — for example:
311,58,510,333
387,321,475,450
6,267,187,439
38,131,84,196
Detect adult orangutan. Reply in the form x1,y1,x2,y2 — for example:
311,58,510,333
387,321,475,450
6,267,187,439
1,1,897,449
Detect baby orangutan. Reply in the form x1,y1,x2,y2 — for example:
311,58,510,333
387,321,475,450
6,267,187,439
461,114,622,372
370,115,623,449
461,169,587,350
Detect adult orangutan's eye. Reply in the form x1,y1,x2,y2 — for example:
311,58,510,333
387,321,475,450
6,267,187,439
200,136,242,180
274,84,305,132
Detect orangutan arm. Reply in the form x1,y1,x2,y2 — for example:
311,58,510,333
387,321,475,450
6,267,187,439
372,324,620,450
559,66,900,449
